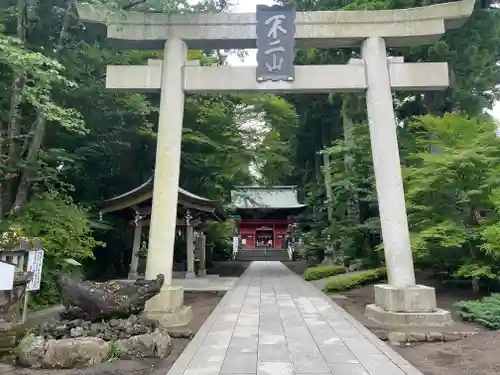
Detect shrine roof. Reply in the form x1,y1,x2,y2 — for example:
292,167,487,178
231,186,306,210
100,177,226,221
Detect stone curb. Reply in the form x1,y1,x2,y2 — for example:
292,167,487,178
372,329,480,345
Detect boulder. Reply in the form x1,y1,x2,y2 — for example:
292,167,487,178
17,334,46,368
58,274,165,321
114,329,172,359
42,337,110,369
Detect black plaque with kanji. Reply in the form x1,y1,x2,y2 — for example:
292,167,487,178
256,3,296,82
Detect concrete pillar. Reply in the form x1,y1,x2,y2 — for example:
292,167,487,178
144,38,193,328
361,36,415,289
185,216,196,279
362,37,451,327
128,222,142,279
145,37,187,283
199,234,207,277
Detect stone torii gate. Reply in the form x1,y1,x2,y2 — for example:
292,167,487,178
78,0,474,328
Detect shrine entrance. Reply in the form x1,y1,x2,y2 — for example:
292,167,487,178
255,229,273,248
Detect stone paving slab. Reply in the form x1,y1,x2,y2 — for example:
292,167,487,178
167,261,424,375
172,276,239,291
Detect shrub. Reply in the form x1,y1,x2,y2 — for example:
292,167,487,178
304,265,345,281
4,192,104,310
323,267,387,293
455,294,500,329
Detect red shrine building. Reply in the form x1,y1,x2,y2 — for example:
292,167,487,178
231,186,306,249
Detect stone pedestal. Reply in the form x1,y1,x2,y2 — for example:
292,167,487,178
144,285,193,328
321,246,335,266
365,284,452,327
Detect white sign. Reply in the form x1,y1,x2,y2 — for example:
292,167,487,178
0,261,15,290
27,249,44,291
233,237,239,252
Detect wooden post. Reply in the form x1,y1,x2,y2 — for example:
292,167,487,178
199,234,207,276
185,212,196,279
129,220,143,279
22,291,29,323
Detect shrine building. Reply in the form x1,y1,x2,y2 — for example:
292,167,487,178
100,177,226,279
231,186,306,250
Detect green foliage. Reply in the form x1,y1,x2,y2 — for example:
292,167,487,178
4,192,104,309
404,114,500,281
455,294,500,329
323,268,387,293
0,33,85,133
323,122,380,261
204,220,235,262
304,265,345,281
273,0,500,291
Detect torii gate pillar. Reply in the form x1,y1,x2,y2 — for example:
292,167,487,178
142,38,193,327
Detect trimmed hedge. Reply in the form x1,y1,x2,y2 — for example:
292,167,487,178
304,265,346,281
323,267,387,293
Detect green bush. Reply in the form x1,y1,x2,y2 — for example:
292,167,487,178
455,294,500,329
323,267,387,293
4,192,104,310
304,265,345,281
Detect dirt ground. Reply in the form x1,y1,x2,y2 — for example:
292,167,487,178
1,291,223,375
331,274,500,375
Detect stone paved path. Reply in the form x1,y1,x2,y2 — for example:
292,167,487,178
168,261,423,375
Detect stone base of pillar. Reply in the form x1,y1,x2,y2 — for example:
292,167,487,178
128,272,138,280
144,285,193,328
198,269,206,277
185,271,197,279
365,284,452,327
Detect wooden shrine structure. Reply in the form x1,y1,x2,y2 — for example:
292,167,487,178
231,186,306,250
100,177,226,279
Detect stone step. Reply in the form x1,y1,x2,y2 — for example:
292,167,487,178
235,249,290,261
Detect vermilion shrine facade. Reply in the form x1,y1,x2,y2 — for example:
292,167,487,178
231,186,305,250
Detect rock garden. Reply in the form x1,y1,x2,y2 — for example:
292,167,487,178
1,271,223,374
11,274,172,369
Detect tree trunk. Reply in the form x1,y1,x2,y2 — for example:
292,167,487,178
12,116,45,213
2,0,27,217
11,0,73,214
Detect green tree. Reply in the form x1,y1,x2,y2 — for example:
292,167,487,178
404,114,500,290
2,192,104,308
